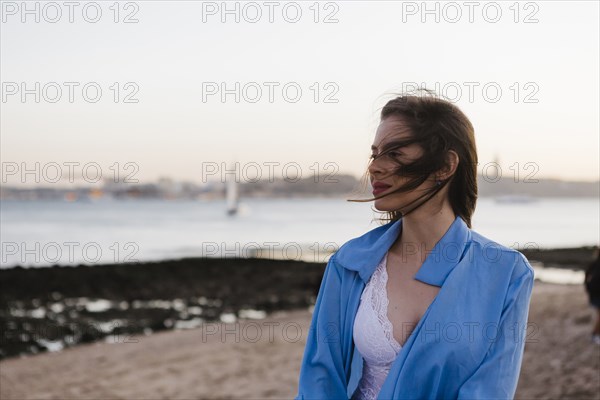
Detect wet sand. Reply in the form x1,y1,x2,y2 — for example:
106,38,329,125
1,281,599,399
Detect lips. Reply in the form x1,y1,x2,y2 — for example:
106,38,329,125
372,182,392,196
372,182,392,190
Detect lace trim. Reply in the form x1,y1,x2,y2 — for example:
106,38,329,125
353,381,379,400
370,254,402,352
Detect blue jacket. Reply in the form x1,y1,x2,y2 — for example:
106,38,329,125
295,215,535,400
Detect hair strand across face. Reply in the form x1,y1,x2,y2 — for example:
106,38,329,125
347,89,478,228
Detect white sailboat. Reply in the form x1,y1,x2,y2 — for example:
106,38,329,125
226,171,239,216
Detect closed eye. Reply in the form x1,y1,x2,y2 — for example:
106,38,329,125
370,150,403,160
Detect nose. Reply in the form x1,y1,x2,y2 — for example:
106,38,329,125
368,154,386,179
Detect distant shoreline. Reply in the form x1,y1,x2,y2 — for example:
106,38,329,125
2,173,599,201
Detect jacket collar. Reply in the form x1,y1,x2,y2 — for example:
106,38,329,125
334,215,472,287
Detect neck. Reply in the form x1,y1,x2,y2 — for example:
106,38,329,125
391,199,456,264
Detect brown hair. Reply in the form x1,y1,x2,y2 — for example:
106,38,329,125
348,89,478,228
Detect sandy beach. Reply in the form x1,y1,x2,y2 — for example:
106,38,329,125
1,281,599,400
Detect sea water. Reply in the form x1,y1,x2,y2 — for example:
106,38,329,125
1,197,598,274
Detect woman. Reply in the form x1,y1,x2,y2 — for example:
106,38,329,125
295,92,535,400
584,248,600,345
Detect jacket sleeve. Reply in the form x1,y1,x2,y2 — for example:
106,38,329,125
457,256,535,400
295,255,349,400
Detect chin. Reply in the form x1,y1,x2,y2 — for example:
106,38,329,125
373,198,403,212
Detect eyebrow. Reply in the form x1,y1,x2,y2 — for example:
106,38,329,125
371,139,413,153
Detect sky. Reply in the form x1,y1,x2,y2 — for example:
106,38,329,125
1,0,599,187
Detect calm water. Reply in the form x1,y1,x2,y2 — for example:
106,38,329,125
1,197,598,269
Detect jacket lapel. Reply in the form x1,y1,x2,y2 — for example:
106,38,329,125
335,215,472,287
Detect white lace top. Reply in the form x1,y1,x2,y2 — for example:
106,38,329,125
351,252,402,400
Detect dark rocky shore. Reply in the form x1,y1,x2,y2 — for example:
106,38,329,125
0,246,597,360
520,246,598,270
0,257,326,360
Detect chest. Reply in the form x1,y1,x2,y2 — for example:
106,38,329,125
384,257,441,347
347,254,500,400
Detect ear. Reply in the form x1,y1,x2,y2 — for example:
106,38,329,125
437,150,459,180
